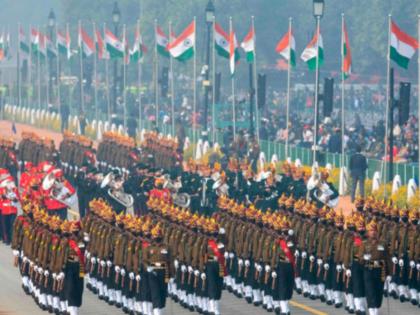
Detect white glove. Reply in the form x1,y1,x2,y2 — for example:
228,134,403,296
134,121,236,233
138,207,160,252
58,272,65,280
309,255,315,262
256,265,263,272
29,261,34,267
336,265,342,272
238,259,244,266
301,251,307,259
294,250,300,257
398,259,404,267
386,275,392,282
106,260,112,267
23,256,28,263
324,263,329,271
86,252,91,259
288,229,294,236
363,254,371,261
229,253,235,259
245,260,250,267
265,265,271,273
52,273,57,279
135,275,141,281
345,269,351,277
174,260,179,269
91,257,96,264
83,233,90,242
146,267,153,272
392,257,398,264
410,261,416,268
100,260,106,267
224,252,229,259
129,272,135,280
201,273,206,280
44,270,49,277
317,259,323,266
38,267,43,274
115,266,121,273
194,270,200,276
188,266,194,273
12,250,19,257
181,265,187,272
271,271,277,278
120,269,126,276
416,264,420,271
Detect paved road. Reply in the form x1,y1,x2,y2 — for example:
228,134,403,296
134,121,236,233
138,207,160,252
0,243,418,315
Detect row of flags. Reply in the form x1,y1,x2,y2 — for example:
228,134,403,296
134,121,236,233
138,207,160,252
14,18,420,77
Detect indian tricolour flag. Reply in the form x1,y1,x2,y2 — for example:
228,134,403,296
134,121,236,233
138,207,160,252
105,29,124,59
19,27,30,54
229,29,240,75
57,29,71,60
241,25,255,63
78,27,95,58
94,29,108,60
390,20,419,69
214,23,229,59
155,26,169,58
38,32,47,60
130,27,147,62
168,20,195,62
31,28,39,53
301,31,323,71
276,29,296,67
342,20,352,79
0,32,6,61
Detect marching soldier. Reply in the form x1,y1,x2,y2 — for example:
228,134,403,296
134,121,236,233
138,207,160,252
144,223,170,315
362,220,388,315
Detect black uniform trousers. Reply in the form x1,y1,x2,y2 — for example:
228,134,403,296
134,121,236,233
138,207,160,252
363,266,384,308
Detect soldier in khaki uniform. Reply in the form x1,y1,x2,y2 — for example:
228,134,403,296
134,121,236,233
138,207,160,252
362,220,388,315
144,223,170,315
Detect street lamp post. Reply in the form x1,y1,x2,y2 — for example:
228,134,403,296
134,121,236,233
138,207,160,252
112,2,121,119
48,9,56,106
202,0,215,140
312,0,324,165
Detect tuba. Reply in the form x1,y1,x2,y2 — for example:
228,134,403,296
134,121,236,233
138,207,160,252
42,172,76,208
172,192,191,208
101,172,134,209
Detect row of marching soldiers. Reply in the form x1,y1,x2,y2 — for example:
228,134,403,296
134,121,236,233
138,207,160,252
218,194,420,315
83,198,171,315
147,196,226,315
82,196,226,315
11,202,86,315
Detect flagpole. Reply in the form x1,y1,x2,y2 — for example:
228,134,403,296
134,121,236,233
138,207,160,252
78,21,85,114
169,21,175,136
137,19,143,133
230,17,236,141
383,14,391,196
285,17,292,159
93,22,98,122
104,23,111,123
17,23,21,108
28,25,32,108
56,24,61,116
253,21,259,143
123,24,127,130
37,26,41,110
45,27,50,110
193,17,197,153
418,14,420,188
312,16,320,165
154,19,159,129
341,14,345,169
211,16,216,143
